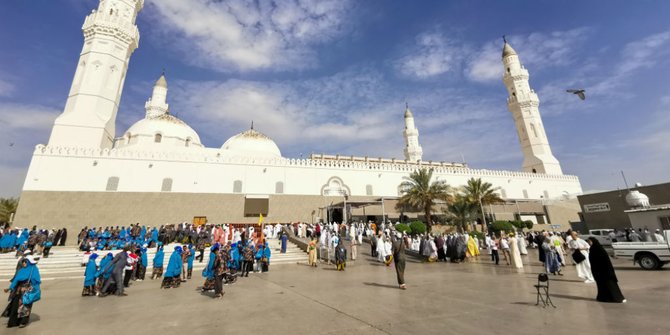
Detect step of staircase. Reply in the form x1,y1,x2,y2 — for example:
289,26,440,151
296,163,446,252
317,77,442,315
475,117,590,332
0,240,306,280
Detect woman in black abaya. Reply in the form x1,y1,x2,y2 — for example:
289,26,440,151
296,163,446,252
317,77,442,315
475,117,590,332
586,237,626,303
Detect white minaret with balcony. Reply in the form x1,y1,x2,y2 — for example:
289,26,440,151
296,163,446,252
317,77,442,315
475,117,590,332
502,39,562,175
403,103,423,162
145,73,169,118
48,0,144,149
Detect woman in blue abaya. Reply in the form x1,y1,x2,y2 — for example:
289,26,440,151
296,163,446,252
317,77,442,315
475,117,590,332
82,253,98,296
96,253,114,294
151,244,165,280
3,256,41,328
201,243,219,292
161,246,183,289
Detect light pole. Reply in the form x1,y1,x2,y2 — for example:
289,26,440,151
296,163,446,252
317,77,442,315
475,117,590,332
343,191,349,224
478,195,486,232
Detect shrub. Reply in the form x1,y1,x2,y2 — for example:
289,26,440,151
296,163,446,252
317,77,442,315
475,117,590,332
409,221,427,235
490,221,515,234
395,223,411,235
510,220,526,230
524,220,534,230
468,231,485,240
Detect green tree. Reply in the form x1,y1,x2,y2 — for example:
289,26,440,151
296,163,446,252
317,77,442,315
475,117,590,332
445,195,477,233
409,221,427,235
0,197,19,223
524,220,534,230
490,221,515,234
395,223,411,235
462,178,504,232
397,168,452,233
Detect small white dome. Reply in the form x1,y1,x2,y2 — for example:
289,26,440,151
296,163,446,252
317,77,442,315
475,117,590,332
121,114,202,148
221,128,281,158
625,190,650,208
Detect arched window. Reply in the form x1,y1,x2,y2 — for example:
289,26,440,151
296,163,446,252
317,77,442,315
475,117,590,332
522,189,529,199
532,168,537,173
366,184,373,196
275,182,284,194
543,190,550,199
161,178,173,192
154,133,162,143
106,176,119,191
500,189,507,199
185,138,191,147
233,180,242,193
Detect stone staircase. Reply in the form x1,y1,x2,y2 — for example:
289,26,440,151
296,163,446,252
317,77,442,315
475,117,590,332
0,239,306,280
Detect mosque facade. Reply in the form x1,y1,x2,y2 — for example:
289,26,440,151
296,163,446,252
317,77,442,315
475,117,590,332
13,0,582,229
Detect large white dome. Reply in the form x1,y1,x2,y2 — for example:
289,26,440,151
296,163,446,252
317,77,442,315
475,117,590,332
221,128,281,158
119,114,202,148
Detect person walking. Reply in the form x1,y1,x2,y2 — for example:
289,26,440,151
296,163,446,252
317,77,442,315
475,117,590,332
335,239,347,271
392,233,406,290
3,256,41,328
307,238,318,267
500,236,511,265
587,237,626,303
82,253,98,296
151,244,165,280
568,231,595,283
490,235,500,265
101,247,128,296
508,233,523,269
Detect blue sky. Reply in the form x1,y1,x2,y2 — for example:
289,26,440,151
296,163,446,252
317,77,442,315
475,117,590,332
1,0,670,197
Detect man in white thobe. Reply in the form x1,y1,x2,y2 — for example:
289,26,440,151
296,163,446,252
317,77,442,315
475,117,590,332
568,231,595,283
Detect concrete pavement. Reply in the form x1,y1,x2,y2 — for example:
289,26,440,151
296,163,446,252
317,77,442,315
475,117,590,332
2,248,668,334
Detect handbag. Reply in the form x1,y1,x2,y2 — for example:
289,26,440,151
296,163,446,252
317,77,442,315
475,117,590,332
22,268,41,305
571,249,585,264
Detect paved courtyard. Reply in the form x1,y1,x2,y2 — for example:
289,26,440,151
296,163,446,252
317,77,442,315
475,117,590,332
3,248,668,335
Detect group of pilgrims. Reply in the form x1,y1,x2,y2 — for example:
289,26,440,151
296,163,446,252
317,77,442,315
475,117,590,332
78,224,281,298
3,219,630,328
0,226,68,257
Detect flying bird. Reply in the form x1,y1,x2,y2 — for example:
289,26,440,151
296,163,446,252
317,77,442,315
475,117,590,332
566,89,586,100
9,142,14,147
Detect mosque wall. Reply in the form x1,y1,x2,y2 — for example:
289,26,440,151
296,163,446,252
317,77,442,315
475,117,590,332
22,145,582,201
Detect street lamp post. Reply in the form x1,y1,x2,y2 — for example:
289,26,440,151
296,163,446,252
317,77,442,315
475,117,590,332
478,195,486,232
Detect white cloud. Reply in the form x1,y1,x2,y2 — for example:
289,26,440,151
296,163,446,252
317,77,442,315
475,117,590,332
0,103,59,130
591,30,670,96
394,32,460,79
145,0,353,71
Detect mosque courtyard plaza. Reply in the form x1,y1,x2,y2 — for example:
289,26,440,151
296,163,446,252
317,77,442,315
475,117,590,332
7,248,667,335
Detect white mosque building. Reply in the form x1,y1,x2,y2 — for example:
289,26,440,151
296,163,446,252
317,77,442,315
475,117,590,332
14,0,582,230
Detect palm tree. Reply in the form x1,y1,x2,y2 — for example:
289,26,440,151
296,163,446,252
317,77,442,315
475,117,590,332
462,178,503,232
0,197,19,223
446,195,477,233
397,168,452,232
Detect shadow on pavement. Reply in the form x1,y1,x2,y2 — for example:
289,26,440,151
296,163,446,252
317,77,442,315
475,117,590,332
510,302,538,307
363,282,398,289
550,293,596,302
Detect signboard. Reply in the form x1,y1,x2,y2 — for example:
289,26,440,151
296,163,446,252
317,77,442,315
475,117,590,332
193,216,207,226
584,203,610,213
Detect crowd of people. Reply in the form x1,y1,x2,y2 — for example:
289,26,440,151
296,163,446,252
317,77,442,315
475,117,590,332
0,226,68,257
2,219,635,328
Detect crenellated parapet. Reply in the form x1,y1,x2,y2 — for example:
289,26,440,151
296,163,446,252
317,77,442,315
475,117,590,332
33,144,580,182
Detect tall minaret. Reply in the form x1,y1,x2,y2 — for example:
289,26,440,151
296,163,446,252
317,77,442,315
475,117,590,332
502,38,562,175
145,73,169,118
403,103,423,162
48,0,144,149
